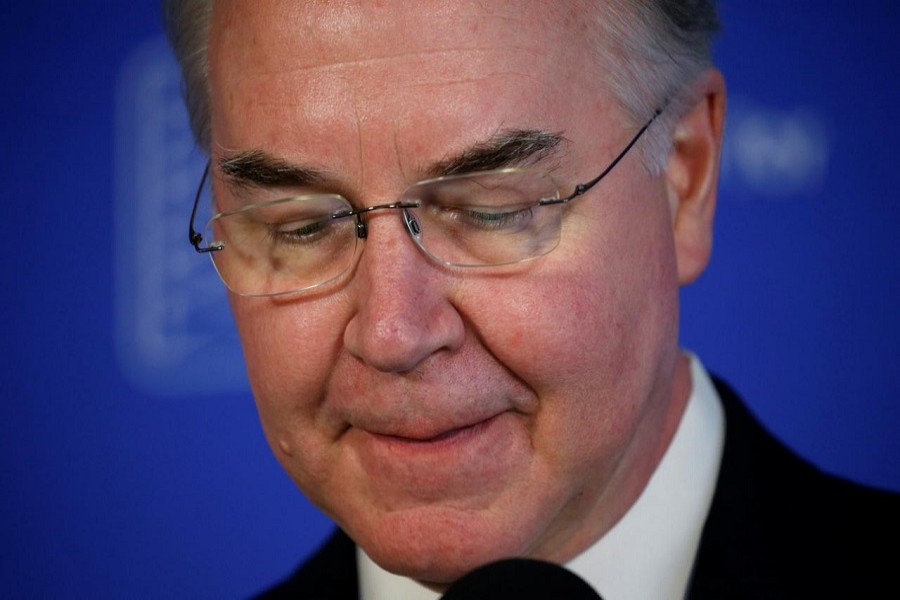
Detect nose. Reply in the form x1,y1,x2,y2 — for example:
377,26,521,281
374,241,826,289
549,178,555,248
343,211,465,372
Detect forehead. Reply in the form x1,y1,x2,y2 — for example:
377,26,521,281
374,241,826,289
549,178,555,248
208,0,614,175
209,0,594,66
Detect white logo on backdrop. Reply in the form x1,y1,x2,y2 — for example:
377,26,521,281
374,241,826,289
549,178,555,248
115,35,247,396
720,97,831,199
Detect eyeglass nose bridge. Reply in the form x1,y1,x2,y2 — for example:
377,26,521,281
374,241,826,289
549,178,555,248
341,200,422,241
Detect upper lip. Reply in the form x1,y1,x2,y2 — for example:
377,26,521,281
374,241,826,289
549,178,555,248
379,421,487,443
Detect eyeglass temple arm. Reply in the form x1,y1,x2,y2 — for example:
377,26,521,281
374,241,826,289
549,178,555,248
188,161,224,253
549,105,665,205
187,104,665,248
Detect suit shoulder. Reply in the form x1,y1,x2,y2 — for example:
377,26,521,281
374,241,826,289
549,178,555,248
692,377,899,597
253,529,358,600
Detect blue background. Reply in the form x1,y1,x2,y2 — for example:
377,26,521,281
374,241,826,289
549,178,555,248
2,2,898,598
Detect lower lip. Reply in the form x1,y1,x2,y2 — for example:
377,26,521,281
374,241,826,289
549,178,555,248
350,412,521,495
378,415,499,448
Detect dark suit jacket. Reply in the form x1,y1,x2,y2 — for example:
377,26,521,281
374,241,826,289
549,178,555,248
257,378,899,598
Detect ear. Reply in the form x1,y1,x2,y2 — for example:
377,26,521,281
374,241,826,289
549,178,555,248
664,69,726,285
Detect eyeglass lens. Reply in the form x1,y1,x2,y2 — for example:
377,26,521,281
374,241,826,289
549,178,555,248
205,169,562,296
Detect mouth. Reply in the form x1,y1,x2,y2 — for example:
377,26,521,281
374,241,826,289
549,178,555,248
348,410,522,502
350,410,517,465
371,414,499,446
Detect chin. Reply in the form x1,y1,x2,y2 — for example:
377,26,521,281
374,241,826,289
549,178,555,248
346,503,538,584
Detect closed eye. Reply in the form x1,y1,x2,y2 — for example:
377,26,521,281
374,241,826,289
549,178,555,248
437,204,536,233
271,217,336,246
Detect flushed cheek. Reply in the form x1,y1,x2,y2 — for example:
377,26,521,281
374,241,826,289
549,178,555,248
452,273,626,454
467,268,625,390
464,244,675,455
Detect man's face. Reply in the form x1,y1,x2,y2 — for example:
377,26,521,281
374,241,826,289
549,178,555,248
209,0,687,584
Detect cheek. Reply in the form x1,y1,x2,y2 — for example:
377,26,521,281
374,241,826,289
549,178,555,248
228,294,348,464
463,188,680,452
471,257,675,399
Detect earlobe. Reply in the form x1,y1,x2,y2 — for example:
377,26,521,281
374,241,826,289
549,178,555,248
665,69,727,285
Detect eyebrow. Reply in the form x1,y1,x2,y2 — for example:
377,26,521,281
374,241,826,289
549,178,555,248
427,128,565,178
215,128,564,191
217,150,329,189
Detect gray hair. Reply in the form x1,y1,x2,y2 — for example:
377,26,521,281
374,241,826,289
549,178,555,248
595,1,719,172
163,0,718,172
163,0,212,149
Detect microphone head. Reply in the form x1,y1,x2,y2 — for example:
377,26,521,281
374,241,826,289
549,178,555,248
441,558,602,599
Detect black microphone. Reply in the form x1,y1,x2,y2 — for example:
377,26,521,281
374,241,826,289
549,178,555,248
440,558,602,599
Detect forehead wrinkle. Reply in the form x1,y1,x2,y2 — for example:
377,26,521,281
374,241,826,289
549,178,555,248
274,0,574,66
351,92,368,198
233,44,555,91
234,69,547,114
222,48,533,133
212,0,594,92
407,70,557,93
